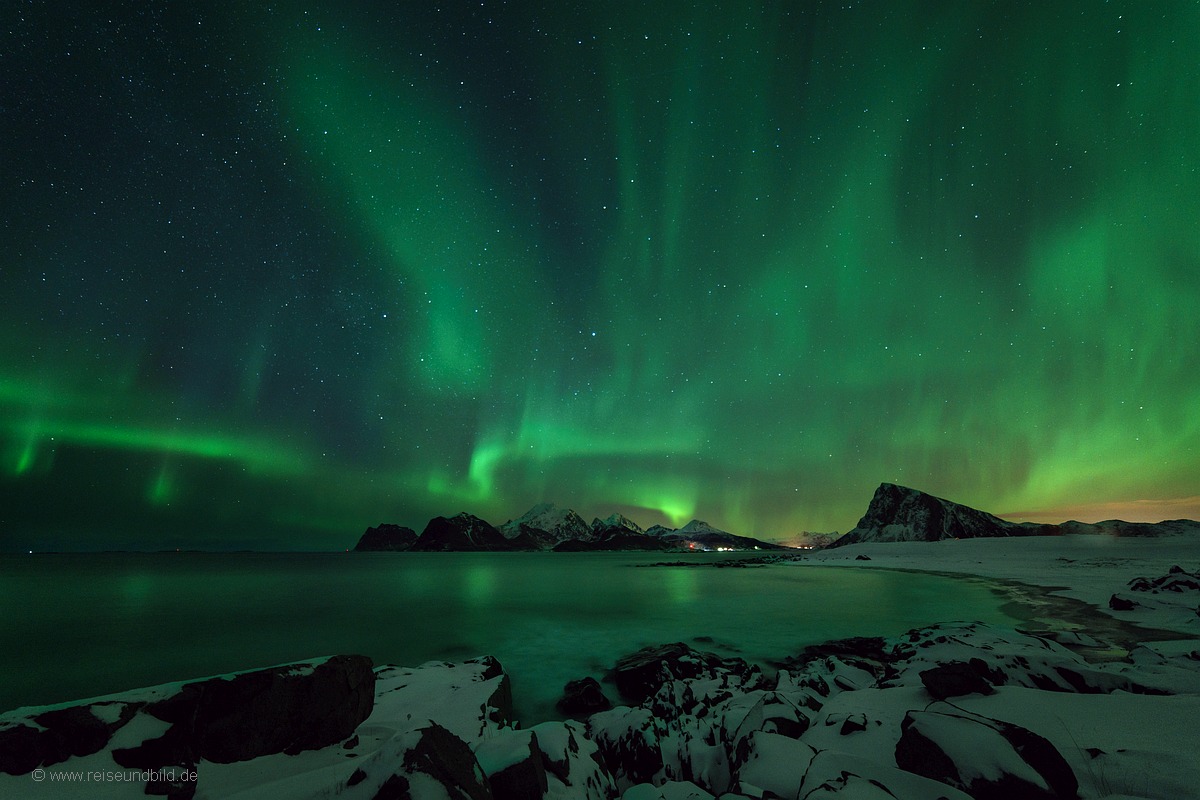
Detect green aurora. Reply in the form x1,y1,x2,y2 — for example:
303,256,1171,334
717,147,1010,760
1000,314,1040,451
2,1,1198,549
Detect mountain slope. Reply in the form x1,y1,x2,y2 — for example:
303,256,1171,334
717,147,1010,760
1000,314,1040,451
828,483,1044,547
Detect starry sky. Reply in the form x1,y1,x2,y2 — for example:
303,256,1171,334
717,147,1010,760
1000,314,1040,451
3,1,1198,551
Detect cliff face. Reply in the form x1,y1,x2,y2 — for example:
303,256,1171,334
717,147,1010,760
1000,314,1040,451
828,483,1036,547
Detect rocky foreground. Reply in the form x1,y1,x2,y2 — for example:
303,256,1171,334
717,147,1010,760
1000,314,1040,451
3,561,1200,800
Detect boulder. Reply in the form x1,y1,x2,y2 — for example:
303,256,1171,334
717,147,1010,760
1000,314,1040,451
0,701,141,775
895,708,1079,800
475,729,547,800
558,677,613,716
342,722,492,800
613,643,751,704
919,659,999,699
587,705,664,791
1108,594,1138,611
1128,565,1200,593
114,654,375,767
529,720,617,799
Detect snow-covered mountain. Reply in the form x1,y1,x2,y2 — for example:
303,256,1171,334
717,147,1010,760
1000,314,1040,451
828,484,1045,547
677,519,727,535
591,513,645,536
500,503,590,546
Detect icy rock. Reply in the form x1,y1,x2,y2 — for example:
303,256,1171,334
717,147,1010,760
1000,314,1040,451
0,654,375,781
529,719,618,800
894,707,1079,800
474,728,547,800
887,622,1145,695
339,722,491,800
370,655,512,743
800,750,973,799
0,701,141,774
588,705,664,791
731,731,815,798
1128,565,1200,593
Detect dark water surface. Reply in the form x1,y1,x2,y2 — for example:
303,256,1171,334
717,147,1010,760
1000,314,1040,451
0,552,1017,722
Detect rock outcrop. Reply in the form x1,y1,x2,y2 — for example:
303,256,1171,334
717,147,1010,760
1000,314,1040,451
0,655,374,783
5,620,1199,799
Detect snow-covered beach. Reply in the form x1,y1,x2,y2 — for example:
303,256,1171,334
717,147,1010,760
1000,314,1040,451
2,532,1198,799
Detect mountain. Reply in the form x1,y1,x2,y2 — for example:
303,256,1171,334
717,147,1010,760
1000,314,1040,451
500,503,590,547
828,483,1054,547
1053,519,1200,537
409,513,520,552
353,524,418,552
644,524,676,537
553,528,673,552
662,519,790,551
592,513,645,536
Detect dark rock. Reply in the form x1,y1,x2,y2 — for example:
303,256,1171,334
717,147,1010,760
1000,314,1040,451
586,706,663,788
399,723,491,800
896,709,1078,799
780,636,894,682
410,513,514,552
480,730,547,800
348,768,367,786
374,773,413,800
343,735,360,749
1108,593,1137,611
0,701,143,775
354,524,418,552
839,714,867,735
144,763,197,799
474,655,515,727
114,655,375,768
919,660,998,699
612,643,750,703
854,554,872,561
1128,566,1200,594
0,724,44,775
557,677,612,716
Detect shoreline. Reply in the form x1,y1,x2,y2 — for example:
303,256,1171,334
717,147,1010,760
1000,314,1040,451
4,537,1200,798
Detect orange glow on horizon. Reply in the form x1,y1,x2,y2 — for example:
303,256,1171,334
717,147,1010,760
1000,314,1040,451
1000,496,1200,524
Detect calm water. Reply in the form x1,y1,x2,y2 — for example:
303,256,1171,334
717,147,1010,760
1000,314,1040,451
0,552,1017,722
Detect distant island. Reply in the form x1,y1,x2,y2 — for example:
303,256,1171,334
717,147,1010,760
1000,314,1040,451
354,484,1200,554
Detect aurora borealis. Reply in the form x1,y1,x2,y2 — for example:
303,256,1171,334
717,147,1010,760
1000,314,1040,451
3,1,1198,550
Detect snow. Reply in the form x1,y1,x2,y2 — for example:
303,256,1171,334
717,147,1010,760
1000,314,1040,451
3,531,1199,799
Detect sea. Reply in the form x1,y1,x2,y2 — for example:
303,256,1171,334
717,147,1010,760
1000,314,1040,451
0,551,1018,723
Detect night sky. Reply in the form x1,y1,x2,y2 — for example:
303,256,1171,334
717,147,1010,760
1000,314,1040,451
3,1,1198,551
